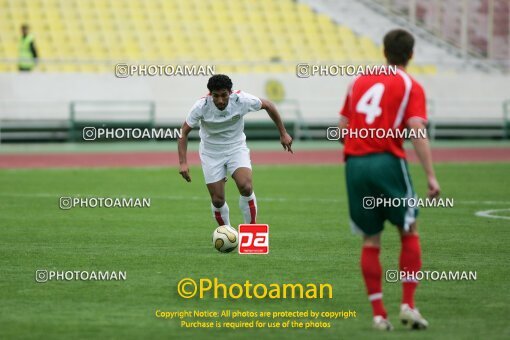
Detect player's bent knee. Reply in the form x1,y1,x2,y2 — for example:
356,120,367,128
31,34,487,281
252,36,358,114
362,233,381,247
238,182,253,196
211,196,225,208
235,178,253,196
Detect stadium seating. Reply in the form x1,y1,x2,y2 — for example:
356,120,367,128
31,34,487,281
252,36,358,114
0,0,434,74
378,0,509,60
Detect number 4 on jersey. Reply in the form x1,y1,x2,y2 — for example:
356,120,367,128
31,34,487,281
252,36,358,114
355,83,385,124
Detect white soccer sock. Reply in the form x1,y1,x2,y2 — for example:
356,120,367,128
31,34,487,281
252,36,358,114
211,202,230,226
239,192,257,224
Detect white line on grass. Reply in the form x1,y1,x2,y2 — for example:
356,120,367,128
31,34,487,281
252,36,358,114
0,192,344,203
1,192,509,206
475,209,510,221
462,201,510,205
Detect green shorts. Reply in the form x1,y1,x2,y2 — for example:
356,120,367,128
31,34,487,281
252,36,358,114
345,152,418,236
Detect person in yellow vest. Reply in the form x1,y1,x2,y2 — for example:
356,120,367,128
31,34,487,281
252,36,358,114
18,24,38,72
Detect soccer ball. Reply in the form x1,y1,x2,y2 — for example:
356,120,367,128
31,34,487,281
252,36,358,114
212,225,238,253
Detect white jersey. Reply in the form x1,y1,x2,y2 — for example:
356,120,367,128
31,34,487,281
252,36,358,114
185,90,262,150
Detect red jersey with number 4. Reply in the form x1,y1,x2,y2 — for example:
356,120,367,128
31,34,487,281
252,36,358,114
340,68,427,159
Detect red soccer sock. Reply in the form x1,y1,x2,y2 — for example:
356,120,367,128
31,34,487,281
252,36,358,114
361,246,387,318
400,234,422,309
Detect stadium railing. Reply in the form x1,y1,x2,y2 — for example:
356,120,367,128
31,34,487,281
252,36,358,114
244,99,307,140
427,98,507,139
504,100,510,139
69,101,155,141
0,98,509,142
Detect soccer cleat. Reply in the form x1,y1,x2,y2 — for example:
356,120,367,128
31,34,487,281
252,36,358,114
373,315,394,331
400,304,429,330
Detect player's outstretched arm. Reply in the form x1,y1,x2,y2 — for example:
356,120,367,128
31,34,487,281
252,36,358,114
407,118,440,198
177,122,192,182
260,98,293,153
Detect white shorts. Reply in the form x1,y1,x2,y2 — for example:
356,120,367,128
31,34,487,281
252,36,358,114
199,143,252,184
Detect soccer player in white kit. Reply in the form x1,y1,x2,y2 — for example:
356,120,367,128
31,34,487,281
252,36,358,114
178,74,293,226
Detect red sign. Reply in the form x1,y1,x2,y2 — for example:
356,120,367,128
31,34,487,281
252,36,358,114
238,224,269,254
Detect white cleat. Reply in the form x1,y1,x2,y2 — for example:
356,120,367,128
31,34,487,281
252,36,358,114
400,304,429,330
373,315,394,331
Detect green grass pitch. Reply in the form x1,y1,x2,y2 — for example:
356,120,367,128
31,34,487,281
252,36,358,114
0,163,509,339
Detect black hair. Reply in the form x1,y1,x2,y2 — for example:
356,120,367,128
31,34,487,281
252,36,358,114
207,74,233,92
383,29,415,66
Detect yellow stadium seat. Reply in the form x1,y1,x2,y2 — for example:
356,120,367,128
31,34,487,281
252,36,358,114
0,0,436,74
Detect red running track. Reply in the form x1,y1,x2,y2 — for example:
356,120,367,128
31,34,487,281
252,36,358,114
0,148,509,168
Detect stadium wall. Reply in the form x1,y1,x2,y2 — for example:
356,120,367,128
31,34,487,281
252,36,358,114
0,73,509,139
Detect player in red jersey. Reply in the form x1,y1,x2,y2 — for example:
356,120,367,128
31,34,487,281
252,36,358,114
339,29,440,331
